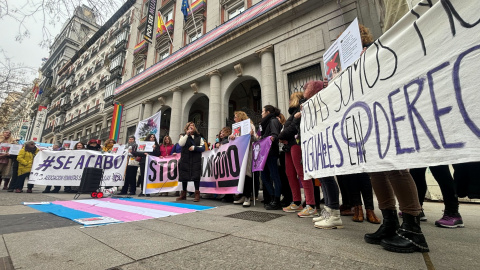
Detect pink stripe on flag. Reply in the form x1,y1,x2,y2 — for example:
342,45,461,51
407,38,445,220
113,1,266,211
52,200,152,222
101,198,196,214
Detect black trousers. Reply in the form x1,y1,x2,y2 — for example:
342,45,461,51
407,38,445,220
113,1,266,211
121,166,138,194
453,162,480,199
16,173,33,190
410,165,458,213
243,175,253,198
278,152,292,203
336,175,351,207
7,160,19,190
346,173,375,210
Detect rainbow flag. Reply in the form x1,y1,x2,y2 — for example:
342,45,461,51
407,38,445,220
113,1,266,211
134,40,147,54
109,102,123,141
188,0,206,15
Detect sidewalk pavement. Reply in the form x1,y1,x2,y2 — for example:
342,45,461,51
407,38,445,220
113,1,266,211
0,187,478,270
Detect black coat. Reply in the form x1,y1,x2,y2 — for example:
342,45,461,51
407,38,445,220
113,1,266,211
132,144,160,164
278,106,301,146
260,113,282,157
179,134,204,182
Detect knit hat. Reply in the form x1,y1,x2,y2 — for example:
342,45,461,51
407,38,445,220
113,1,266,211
303,80,325,99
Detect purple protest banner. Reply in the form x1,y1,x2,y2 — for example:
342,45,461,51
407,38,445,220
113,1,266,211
252,136,272,172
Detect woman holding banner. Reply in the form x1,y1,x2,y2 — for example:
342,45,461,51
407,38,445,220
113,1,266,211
14,141,39,193
230,111,256,207
0,130,15,190
133,134,160,197
176,122,205,202
279,92,317,218
256,105,282,210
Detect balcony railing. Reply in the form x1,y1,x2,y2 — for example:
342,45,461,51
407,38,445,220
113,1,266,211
62,106,101,129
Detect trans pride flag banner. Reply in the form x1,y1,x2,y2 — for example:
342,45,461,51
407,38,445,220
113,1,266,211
27,198,214,226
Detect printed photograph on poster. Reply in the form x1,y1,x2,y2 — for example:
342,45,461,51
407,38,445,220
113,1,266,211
137,141,154,152
232,119,251,136
111,144,126,154
323,18,362,81
0,144,11,154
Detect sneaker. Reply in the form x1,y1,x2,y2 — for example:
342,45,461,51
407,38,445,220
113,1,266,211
313,207,329,223
283,203,303,213
298,205,318,218
234,196,246,204
314,208,343,229
419,210,427,221
435,211,464,228
243,197,251,207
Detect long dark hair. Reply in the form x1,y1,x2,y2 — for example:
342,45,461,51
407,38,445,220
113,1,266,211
145,134,159,147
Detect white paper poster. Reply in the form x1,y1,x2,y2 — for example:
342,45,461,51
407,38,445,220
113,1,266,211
111,144,126,154
232,119,252,137
323,18,363,81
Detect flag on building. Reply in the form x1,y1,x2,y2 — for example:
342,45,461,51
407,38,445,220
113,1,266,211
109,103,123,141
181,0,190,22
32,83,39,93
157,12,166,34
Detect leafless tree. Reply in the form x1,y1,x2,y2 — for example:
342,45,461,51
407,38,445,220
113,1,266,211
0,49,35,99
0,0,123,48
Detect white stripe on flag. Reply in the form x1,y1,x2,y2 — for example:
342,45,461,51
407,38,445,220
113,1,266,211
74,199,180,218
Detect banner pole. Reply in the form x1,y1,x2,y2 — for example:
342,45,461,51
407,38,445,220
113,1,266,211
252,172,256,206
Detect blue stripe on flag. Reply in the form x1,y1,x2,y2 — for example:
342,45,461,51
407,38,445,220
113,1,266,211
28,204,102,221
117,198,214,211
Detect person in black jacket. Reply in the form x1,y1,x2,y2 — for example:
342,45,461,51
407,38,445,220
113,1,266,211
176,122,205,202
132,134,160,197
256,105,282,210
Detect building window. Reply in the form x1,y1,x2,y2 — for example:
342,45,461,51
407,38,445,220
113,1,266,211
96,123,102,131
110,53,124,71
227,4,244,20
136,64,145,74
157,49,169,61
105,81,117,98
188,31,202,44
115,29,128,46
287,64,323,97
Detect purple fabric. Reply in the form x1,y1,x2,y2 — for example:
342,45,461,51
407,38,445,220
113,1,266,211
252,136,272,172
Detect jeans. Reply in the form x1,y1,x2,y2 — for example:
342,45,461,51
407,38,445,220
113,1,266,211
340,173,375,210
285,145,314,205
369,170,421,216
410,165,458,213
319,176,339,209
260,155,282,198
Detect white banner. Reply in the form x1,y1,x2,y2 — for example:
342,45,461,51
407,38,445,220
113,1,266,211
134,111,161,144
28,150,128,186
302,0,480,179
30,106,47,142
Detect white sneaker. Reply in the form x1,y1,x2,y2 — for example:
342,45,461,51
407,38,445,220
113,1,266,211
312,207,329,223
298,205,319,218
234,196,246,204
314,208,343,229
243,197,251,207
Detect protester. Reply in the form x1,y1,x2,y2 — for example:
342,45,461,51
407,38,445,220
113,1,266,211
230,111,256,207
159,135,174,158
409,166,463,228
176,122,205,202
279,92,317,217
42,143,65,193
0,130,15,190
364,0,429,253
132,134,160,197
120,136,138,195
276,113,292,208
15,141,39,193
102,139,116,153
86,139,101,151
256,105,282,210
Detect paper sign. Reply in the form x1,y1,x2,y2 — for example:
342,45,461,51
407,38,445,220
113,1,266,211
232,119,252,137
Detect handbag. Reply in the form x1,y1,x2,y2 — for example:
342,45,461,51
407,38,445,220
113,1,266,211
129,157,140,166
135,156,142,162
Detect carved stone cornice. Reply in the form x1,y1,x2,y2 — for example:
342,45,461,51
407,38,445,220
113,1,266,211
256,45,274,57
206,69,222,78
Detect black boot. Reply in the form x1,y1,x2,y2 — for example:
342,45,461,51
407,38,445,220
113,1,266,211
381,212,429,253
265,197,282,210
364,209,400,245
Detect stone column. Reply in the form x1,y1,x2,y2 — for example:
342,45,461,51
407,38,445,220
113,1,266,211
256,45,277,107
169,87,183,142
142,100,153,119
101,114,108,129
206,70,222,144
